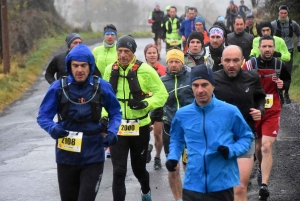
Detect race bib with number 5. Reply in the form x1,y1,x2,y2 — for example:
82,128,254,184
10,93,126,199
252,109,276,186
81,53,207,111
265,94,273,108
57,132,83,152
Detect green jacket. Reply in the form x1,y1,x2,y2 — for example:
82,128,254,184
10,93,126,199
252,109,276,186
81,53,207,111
163,17,182,45
92,44,118,76
250,36,290,62
103,59,168,127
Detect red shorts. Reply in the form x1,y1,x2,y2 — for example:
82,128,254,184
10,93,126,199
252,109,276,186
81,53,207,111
255,111,280,138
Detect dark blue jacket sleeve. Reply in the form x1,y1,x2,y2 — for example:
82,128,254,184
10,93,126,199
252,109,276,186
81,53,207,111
100,79,122,135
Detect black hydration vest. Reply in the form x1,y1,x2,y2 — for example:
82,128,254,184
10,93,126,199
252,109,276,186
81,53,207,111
58,75,101,124
109,60,148,102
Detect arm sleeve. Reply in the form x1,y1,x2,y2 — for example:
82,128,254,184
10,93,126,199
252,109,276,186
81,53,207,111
100,80,122,135
250,37,260,57
178,21,185,36
253,72,266,117
167,113,185,161
37,83,60,135
228,110,254,158
45,56,58,84
278,38,291,62
280,63,291,90
292,21,300,46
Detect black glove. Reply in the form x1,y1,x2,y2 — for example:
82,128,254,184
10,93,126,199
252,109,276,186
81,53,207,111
218,145,229,160
273,51,282,58
166,160,178,172
297,46,300,52
103,132,117,147
50,125,68,139
100,117,108,133
128,99,148,110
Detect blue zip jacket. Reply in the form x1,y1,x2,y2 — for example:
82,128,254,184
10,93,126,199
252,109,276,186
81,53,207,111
37,44,122,165
179,18,196,39
167,95,253,193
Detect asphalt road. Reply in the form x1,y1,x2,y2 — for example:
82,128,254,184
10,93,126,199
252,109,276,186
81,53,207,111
0,38,299,201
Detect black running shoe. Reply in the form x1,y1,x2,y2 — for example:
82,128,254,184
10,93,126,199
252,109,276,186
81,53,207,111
153,157,162,170
259,184,270,200
146,144,153,163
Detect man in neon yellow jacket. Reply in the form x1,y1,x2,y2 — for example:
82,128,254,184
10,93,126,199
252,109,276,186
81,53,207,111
250,20,290,62
103,35,168,201
92,24,118,76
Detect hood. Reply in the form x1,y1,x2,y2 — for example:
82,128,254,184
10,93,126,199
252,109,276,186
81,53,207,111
258,20,274,36
65,44,95,79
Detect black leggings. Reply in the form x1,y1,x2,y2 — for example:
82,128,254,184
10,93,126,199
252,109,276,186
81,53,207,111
110,124,150,201
285,50,293,94
57,162,104,201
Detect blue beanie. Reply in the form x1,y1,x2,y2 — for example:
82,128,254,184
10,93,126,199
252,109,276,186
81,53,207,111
195,16,206,27
191,64,215,86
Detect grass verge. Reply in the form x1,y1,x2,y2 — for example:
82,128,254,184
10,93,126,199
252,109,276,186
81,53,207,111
0,31,152,112
290,49,300,103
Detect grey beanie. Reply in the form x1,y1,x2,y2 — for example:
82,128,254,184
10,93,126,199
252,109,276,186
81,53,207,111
117,35,137,53
66,33,82,48
191,64,215,86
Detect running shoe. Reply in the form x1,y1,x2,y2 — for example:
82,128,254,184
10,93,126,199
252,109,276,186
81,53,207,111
146,144,153,163
141,190,152,201
153,157,162,170
259,184,270,200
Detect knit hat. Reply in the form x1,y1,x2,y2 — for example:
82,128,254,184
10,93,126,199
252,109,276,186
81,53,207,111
212,21,228,39
191,64,215,86
155,2,160,7
187,31,204,47
166,48,184,64
278,5,289,12
230,0,234,4
246,12,254,19
258,20,274,36
209,27,224,38
117,35,137,53
66,33,82,48
195,16,206,28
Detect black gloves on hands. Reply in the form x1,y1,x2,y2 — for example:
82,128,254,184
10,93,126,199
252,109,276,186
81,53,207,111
298,46,300,52
166,160,178,172
50,125,68,139
273,51,282,58
128,99,148,110
103,132,117,147
218,145,229,160
100,117,108,133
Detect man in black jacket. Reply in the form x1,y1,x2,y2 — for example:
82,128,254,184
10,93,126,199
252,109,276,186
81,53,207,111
45,33,83,84
227,16,254,60
214,45,266,201
149,3,164,54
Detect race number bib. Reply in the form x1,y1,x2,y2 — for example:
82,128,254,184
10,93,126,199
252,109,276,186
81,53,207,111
169,39,179,46
265,94,273,108
118,120,139,136
57,132,83,152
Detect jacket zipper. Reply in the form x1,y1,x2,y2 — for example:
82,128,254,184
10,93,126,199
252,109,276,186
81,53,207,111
202,109,208,192
174,75,180,109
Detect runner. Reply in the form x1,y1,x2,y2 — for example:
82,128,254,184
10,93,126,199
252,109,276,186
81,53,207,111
37,44,122,201
215,45,266,201
102,35,168,201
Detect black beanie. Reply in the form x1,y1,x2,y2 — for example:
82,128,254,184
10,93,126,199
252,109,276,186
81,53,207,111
212,21,228,39
66,33,82,48
187,31,204,47
117,35,137,53
191,64,215,86
258,20,273,36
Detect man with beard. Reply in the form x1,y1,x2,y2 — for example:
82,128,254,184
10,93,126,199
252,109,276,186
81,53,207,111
227,15,253,60
242,35,291,200
214,45,266,201
204,26,226,71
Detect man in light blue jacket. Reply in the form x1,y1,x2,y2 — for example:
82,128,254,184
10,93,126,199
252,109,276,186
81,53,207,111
166,64,253,201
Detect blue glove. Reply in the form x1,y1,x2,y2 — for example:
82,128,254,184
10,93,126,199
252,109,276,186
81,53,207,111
50,125,68,139
218,145,229,159
103,132,117,147
166,160,178,172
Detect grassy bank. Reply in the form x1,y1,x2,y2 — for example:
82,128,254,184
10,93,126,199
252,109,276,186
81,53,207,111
0,31,151,112
290,49,300,102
